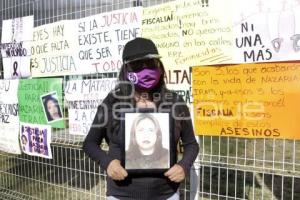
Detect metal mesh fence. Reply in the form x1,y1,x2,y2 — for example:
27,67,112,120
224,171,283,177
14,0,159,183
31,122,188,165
0,0,300,199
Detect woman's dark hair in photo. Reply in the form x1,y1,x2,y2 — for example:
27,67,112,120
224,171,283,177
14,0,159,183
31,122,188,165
21,135,28,145
42,95,62,121
127,113,164,158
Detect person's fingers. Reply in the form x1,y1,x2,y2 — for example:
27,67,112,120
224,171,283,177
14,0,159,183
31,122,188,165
164,165,176,177
107,160,120,180
165,164,181,177
119,167,128,178
169,172,183,182
114,165,128,180
165,164,185,182
107,159,127,180
111,170,122,180
168,170,180,181
169,172,184,182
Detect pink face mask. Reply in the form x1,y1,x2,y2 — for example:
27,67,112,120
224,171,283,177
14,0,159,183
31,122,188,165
127,67,161,90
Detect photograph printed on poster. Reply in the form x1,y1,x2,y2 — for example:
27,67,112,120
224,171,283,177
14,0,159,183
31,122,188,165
41,92,63,123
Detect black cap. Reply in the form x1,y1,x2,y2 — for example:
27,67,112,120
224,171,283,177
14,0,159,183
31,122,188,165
122,37,161,64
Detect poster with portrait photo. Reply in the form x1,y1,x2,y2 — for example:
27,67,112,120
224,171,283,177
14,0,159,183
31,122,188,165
18,78,65,128
121,109,176,173
41,92,63,123
20,122,52,159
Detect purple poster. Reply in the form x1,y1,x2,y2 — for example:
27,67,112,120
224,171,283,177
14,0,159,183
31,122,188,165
20,122,52,159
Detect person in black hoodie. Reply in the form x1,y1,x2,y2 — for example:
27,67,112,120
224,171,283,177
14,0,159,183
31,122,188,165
83,37,199,200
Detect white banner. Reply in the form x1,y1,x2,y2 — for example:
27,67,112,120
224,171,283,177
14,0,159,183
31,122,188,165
31,7,142,77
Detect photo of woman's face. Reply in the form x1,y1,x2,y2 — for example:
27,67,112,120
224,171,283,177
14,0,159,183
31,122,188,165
47,99,60,119
135,118,157,151
21,136,27,145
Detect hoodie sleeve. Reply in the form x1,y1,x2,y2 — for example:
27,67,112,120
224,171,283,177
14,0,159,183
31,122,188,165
175,96,199,175
82,94,114,171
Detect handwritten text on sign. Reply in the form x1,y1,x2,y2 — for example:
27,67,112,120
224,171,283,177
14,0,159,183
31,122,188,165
164,65,192,104
20,122,52,159
18,78,65,128
76,7,142,74
65,78,117,135
193,63,300,139
142,0,233,68
1,16,33,79
31,21,77,77
0,80,21,154
233,0,300,63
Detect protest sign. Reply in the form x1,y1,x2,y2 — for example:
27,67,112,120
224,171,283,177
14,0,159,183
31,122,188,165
193,63,300,139
65,78,117,135
1,16,33,79
233,0,300,63
18,78,65,128
142,0,233,68
31,7,142,77
20,122,52,159
30,20,77,77
142,0,300,66
0,80,21,154
164,65,192,104
75,7,142,73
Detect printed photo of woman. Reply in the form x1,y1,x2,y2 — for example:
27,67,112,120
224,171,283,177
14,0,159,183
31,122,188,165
20,134,28,151
41,92,63,122
125,113,170,169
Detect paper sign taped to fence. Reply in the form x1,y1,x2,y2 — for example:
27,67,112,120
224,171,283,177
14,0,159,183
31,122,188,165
141,0,233,68
1,16,33,79
65,78,117,135
0,80,21,154
232,0,300,63
30,20,78,77
193,63,300,140
142,0,300,66
75,7,142,74
20,122,52,159
31,7,142,77
18,78,65,128
164,65,193,104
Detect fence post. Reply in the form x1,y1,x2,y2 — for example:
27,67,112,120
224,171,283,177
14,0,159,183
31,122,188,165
190,137,200,200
